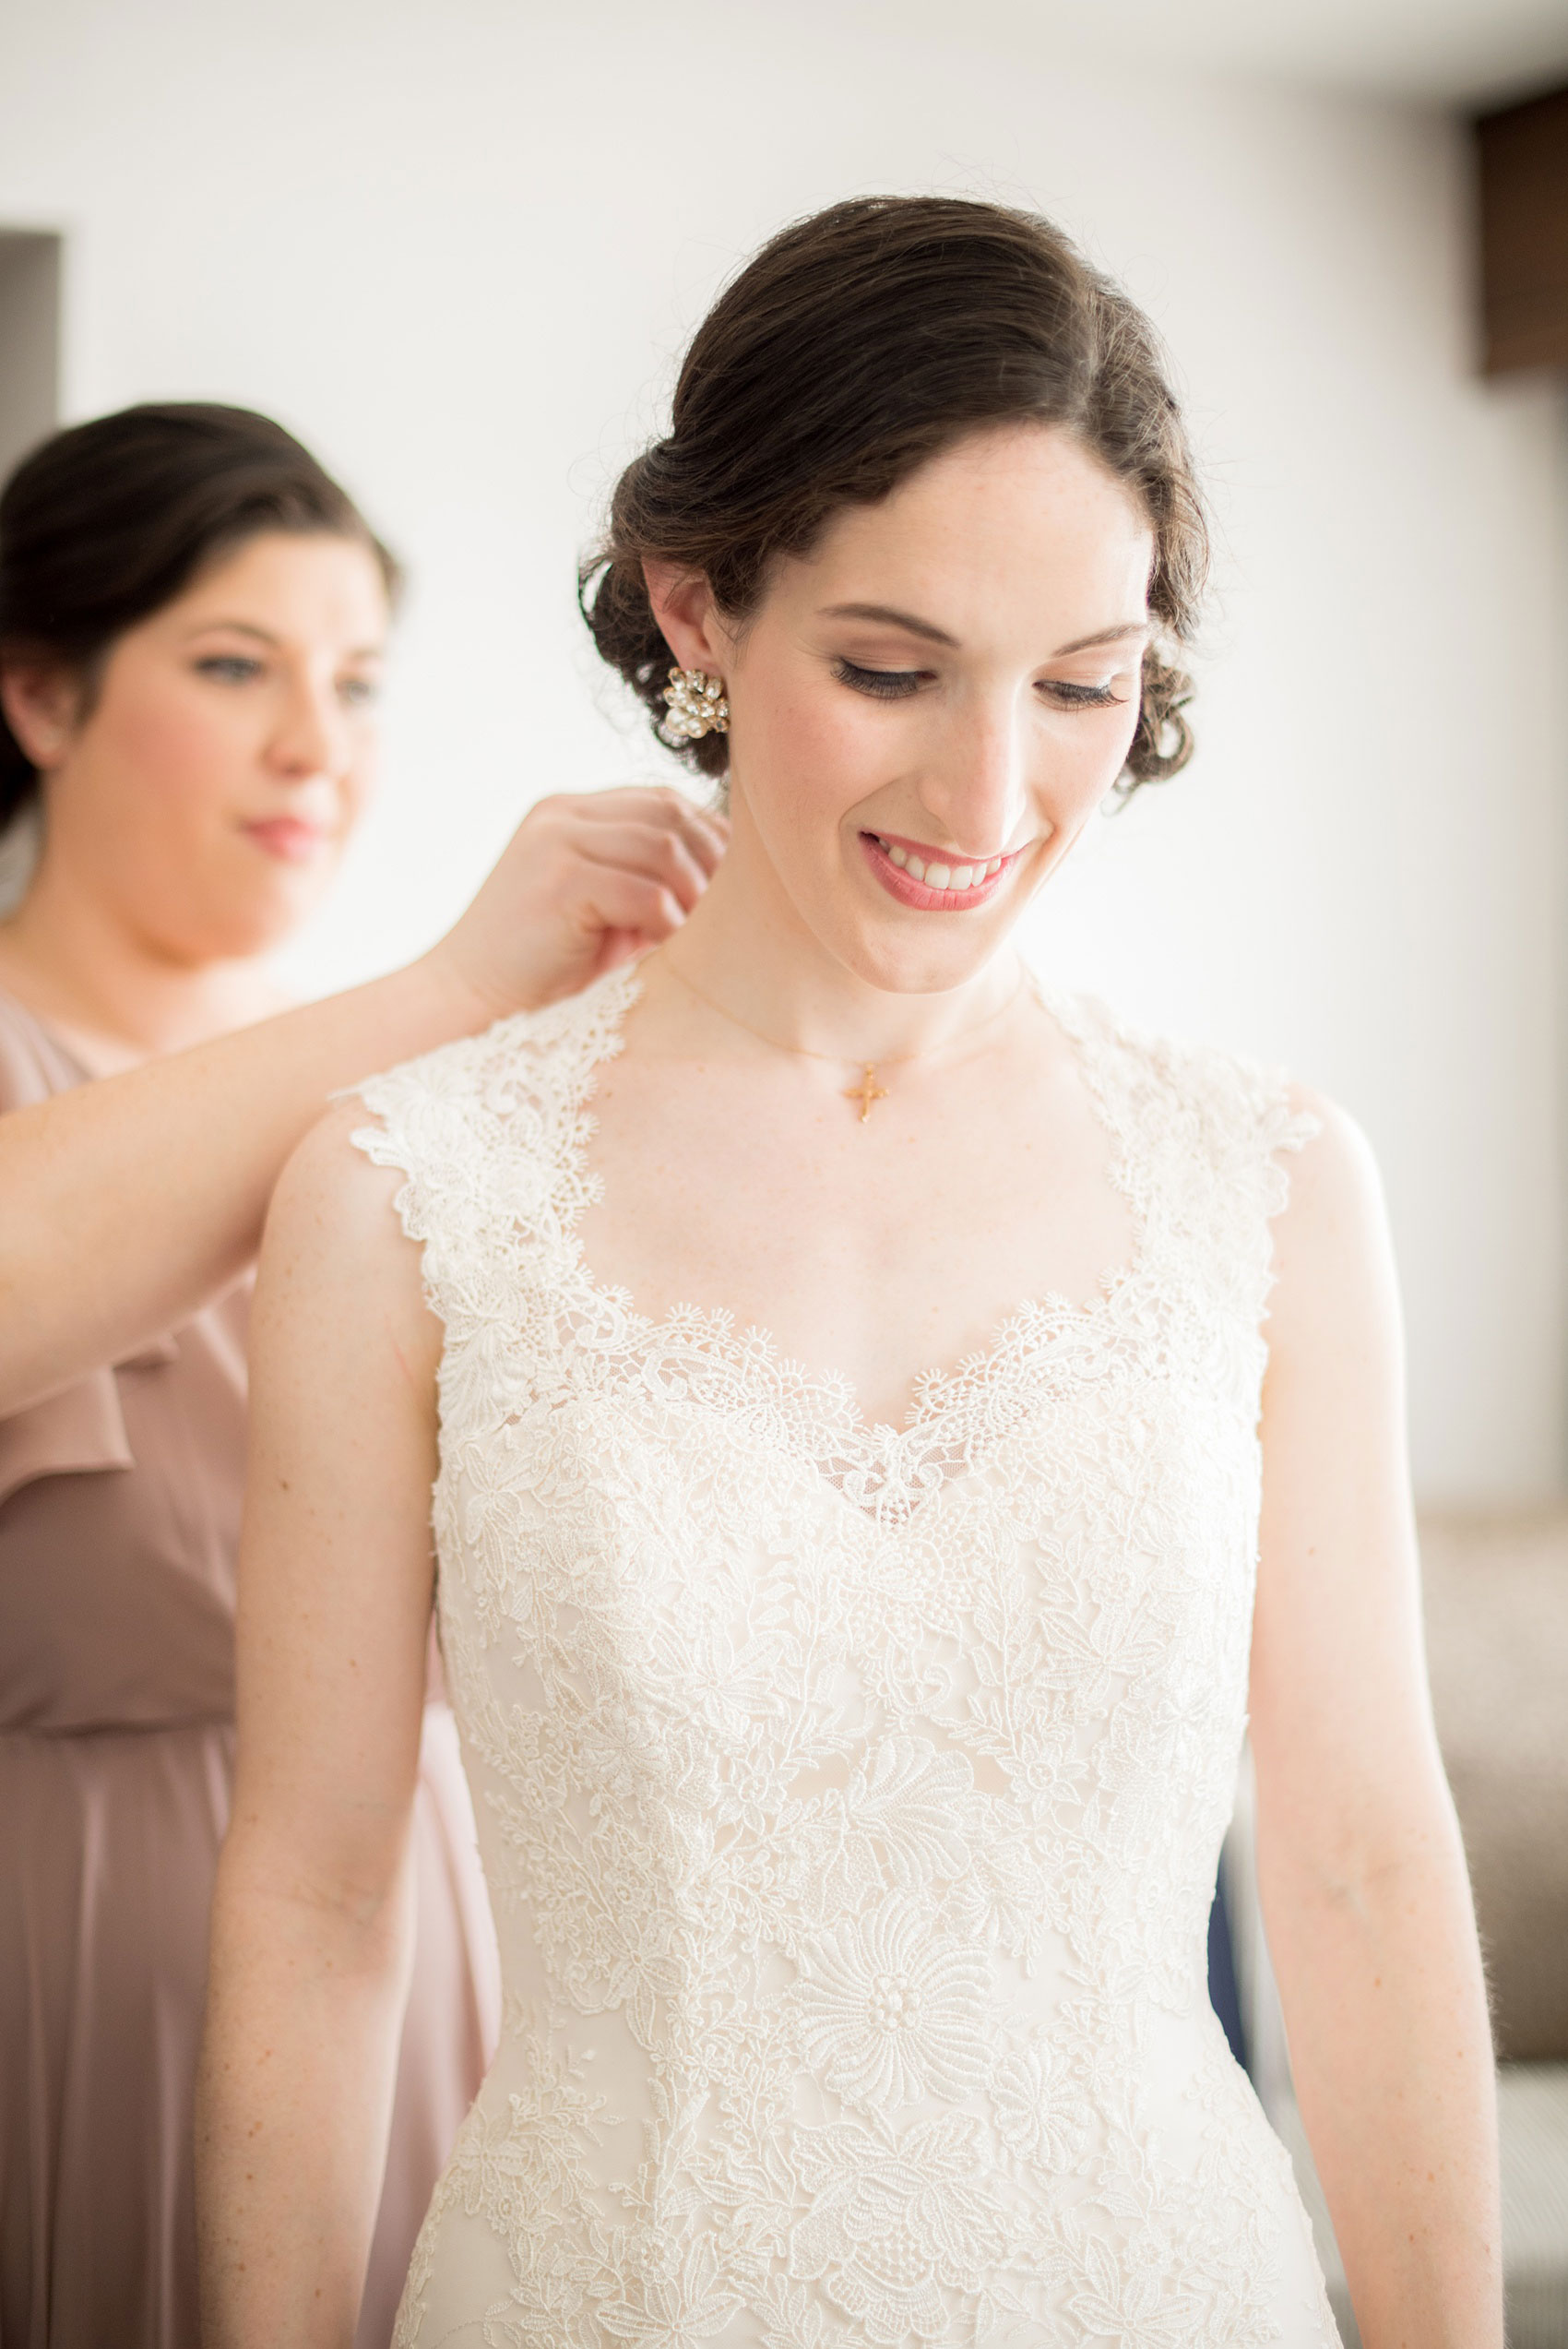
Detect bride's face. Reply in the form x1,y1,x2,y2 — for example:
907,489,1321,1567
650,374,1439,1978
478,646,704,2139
653,422,1156,996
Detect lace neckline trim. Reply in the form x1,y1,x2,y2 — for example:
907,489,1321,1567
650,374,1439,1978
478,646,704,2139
528,965,1163,1516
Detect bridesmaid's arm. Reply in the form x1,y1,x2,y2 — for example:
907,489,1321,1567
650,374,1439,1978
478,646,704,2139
196,1102,445,2349
0,785,721,1414
1250,1092,1501,2348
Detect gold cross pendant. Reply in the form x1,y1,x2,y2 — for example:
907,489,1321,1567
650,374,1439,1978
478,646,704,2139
844,1063,890,1123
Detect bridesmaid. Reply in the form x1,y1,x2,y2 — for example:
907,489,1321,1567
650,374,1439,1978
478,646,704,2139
0,401,723,2349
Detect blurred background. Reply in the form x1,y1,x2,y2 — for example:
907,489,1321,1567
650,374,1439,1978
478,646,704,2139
2,1,1566,2331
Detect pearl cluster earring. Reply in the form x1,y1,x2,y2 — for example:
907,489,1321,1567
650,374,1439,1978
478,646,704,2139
660,666,729,744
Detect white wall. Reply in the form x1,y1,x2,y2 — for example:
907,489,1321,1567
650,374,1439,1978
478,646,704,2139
0,0,1562,1501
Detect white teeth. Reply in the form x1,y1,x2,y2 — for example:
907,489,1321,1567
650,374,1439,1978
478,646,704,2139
882,845,1006,890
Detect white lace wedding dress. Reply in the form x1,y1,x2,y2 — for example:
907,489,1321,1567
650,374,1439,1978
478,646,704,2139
352,966,1341,2349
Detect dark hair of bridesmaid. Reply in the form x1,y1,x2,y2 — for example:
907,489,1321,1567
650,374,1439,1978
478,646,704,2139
581,193,1207,794
0,402,400,826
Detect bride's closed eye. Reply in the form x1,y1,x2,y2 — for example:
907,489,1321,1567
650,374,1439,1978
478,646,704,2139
1042,678,1128,709
833,658,925,700
833,657,1131,710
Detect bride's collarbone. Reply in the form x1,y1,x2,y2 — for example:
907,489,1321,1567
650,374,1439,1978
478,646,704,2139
573,1047,1134,1428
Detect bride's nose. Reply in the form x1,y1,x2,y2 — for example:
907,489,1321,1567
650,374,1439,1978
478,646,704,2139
916,691,1032,857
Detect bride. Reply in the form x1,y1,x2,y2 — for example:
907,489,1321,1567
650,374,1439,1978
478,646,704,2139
197,197,1501,2348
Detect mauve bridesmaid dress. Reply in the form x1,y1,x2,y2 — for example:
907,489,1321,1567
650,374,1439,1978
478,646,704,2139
0,990,500,2349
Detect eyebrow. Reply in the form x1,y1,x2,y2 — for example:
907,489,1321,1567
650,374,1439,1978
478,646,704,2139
822,602,958,647
183,619,385,658
820,602,1150,657
184,620,281,647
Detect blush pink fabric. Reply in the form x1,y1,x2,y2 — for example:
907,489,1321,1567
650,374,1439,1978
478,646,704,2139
0,991,500,2349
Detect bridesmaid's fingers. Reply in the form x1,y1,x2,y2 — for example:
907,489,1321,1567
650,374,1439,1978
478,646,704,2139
573,785,728,874
577,822,716,915
432,784,727,1019
576,867,689,949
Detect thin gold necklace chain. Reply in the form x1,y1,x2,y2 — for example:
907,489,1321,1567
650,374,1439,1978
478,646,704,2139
656,951,1028,1122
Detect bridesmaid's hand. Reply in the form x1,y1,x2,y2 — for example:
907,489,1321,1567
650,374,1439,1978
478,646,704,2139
426,785,727,1020
0,785,723,1417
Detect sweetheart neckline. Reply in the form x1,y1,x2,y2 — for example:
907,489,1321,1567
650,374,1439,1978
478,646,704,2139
547,966,1155,1475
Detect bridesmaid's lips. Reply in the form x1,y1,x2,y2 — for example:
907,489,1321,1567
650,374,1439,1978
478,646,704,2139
243,817,330,866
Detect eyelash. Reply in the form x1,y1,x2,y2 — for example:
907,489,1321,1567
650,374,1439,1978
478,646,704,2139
832,659,1127,709
834,659,921,699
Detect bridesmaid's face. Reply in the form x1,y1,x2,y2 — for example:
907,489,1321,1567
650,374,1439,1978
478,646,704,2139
653,423,1153,997
13,531,387,964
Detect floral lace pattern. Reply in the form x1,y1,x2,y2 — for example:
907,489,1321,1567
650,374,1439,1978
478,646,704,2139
352,968,1341,2349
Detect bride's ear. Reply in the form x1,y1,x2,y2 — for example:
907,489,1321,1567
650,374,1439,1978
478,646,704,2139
643,562,730,678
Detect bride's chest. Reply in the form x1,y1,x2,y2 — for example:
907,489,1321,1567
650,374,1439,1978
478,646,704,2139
436,1333,1263,1687
434,1375,1263,1860
573,1049,1136,1434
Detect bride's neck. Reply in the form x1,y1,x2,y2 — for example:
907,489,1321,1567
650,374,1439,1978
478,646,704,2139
658,807,1021,1063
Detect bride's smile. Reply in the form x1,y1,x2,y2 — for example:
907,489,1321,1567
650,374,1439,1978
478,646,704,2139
858,831,1019,910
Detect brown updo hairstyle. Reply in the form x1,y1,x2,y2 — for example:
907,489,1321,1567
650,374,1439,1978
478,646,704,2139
0,402,399,829
582,195,1207,792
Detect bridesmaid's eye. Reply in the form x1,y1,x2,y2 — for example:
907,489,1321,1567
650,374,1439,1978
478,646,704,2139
195,655,264,685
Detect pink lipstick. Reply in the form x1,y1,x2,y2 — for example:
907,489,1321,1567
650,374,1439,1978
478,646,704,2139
244,817,329,866
859,829,1019,912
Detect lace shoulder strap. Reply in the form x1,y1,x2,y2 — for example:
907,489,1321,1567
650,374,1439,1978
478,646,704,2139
348,964,638,1344
1049,989,1320,1335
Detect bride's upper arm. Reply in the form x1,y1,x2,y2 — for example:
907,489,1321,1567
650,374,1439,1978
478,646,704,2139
1250,1088,1445,1878
229,1098,443,1900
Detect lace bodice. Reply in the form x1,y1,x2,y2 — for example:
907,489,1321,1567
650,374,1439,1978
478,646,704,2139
353,968,1340,2349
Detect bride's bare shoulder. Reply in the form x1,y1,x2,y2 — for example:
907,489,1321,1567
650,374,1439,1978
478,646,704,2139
1268,1083,1399,1355
256,1096,438,1365
1276,1083,1384,1232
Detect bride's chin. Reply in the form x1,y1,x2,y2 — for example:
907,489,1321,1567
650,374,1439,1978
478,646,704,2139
819,920,1014,1000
